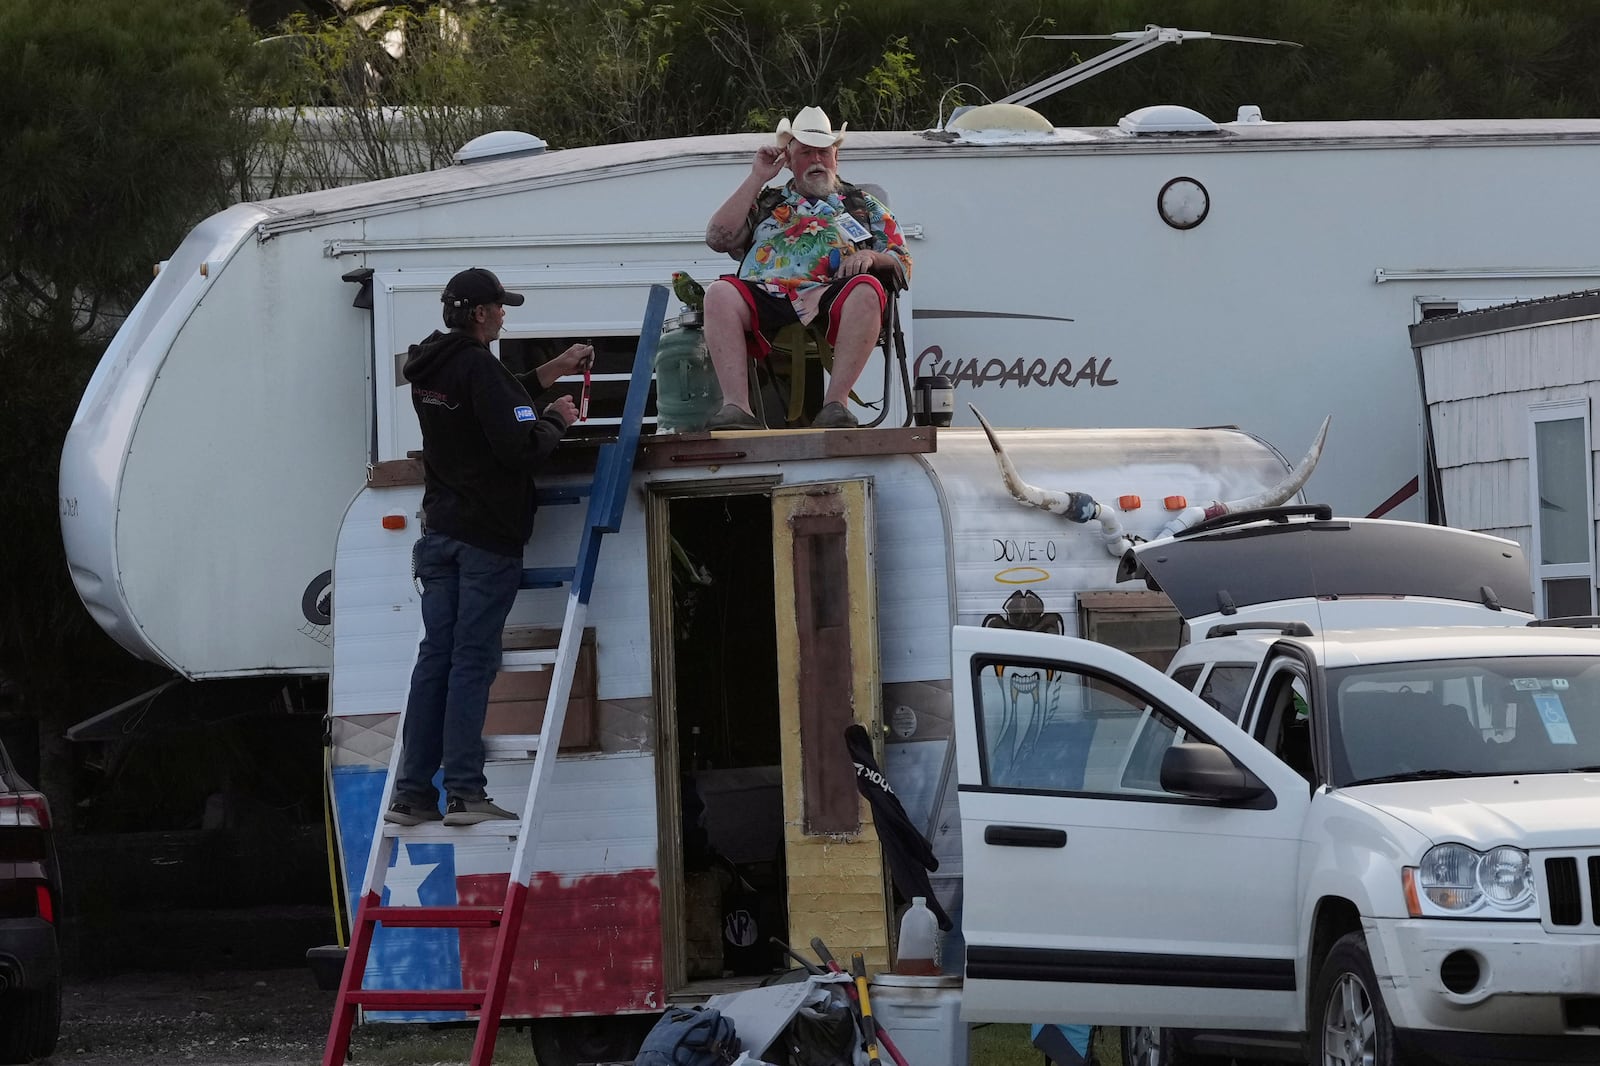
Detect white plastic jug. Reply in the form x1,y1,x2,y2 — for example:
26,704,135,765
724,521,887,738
895,896,940,975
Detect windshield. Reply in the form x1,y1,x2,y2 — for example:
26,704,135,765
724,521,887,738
1328,656,1600,786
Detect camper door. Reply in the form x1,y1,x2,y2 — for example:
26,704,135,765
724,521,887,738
772,479,890,972
951,625,1308,1030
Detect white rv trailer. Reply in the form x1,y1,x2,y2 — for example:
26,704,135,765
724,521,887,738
322,409,1313,1045
60,107,1600,682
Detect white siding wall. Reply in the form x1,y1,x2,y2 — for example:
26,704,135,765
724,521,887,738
1421,315,1600,601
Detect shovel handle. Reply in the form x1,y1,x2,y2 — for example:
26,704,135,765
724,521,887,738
852,951,881,1062
821,953,912,1066
810,936,838,969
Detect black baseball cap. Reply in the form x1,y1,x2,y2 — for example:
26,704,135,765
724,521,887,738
441,267,524,309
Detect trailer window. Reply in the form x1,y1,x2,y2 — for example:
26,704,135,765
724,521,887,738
499,334,652,441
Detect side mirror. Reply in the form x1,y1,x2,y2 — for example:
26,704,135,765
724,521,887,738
1160,742,1268,803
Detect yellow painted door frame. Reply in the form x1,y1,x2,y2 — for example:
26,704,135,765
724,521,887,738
771,478,888,972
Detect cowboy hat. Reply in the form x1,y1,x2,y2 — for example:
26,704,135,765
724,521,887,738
775,105,847,149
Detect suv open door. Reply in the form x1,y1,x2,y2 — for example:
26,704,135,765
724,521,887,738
952,625,1311,1030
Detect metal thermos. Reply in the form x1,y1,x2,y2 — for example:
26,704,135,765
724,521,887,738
653,310,722,432
913,374,954,427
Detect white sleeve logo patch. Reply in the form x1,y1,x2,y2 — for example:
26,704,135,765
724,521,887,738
514,405,536,422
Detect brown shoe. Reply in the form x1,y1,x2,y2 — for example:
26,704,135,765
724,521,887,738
810,402,859,429
705,404,762,430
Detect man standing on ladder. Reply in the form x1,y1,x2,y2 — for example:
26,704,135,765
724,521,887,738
385,267,590,827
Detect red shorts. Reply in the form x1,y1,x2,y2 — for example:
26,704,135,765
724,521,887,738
719,274,887,360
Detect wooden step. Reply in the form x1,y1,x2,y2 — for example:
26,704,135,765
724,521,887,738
500,648,557,671
519,566,574,590
380,820,521,842
348,989,485,1011
366,905,503,929
483,733,541,759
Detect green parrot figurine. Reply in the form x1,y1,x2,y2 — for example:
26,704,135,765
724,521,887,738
671,271,705,312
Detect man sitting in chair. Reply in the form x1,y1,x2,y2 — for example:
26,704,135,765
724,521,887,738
701,105,912,430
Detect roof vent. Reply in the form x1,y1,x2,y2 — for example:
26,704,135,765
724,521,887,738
1117,105,1219,135
453,130,548,164
948,102,1055,133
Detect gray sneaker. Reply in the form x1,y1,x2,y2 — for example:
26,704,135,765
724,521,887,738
704,404,762,430
384,799,444,826
811,401,859,429
443,795,518,826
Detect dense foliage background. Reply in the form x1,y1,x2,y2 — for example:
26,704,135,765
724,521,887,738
4,0,1600,823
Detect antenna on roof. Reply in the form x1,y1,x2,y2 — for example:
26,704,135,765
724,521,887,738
1001,25,1302,109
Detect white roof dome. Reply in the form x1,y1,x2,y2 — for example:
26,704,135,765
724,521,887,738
1117,105,1220,135
453,130,548,164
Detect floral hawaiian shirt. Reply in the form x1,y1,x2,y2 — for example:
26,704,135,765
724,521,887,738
738,183,912,309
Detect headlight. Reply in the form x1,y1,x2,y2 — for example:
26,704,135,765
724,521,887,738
1406,843,1536,917
1477,845,1535,908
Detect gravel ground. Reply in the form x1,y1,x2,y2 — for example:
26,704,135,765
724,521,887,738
41,969,1124,1066
45,968,534,1066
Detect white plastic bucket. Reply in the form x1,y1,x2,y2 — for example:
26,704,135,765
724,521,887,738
868,974,967,1066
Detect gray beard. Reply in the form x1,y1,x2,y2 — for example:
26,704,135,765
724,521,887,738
792,171,840,200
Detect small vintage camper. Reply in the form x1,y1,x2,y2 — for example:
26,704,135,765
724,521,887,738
320,308,1319,1051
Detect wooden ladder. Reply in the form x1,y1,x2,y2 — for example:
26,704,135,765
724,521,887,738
323,284,667,1066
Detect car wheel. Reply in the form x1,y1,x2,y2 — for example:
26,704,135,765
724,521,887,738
1312,931,1398,1066
530,1014,658,1066
1119,1026,1234,1066
0,980,62,1064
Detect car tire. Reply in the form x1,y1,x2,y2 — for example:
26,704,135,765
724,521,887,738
0,980,61,1064
1120,1026,1234,1066
1311,931,1398,1066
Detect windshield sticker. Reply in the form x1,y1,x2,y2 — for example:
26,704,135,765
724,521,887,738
1552,678,1570,690
1512,678,1542,690
1531,693,1578,745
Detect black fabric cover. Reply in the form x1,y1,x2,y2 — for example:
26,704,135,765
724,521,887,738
843,724,953,931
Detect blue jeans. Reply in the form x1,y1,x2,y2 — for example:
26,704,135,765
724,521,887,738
394,532,522,805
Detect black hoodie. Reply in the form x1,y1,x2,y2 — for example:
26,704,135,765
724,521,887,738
844,723,954,931
402,329,570,558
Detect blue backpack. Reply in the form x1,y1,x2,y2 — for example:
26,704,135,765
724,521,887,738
635,1006,739,1066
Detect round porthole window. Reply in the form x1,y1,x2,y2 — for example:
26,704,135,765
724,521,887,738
1157,176,1210,230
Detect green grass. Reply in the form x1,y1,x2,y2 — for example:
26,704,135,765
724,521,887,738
971,1023,1124,1066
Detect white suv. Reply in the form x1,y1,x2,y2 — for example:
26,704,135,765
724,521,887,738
951,510,1600,1066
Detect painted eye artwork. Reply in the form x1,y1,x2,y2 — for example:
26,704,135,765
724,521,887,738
981,588,1065,634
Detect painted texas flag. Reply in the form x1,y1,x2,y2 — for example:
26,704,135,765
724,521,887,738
331,758,664,1023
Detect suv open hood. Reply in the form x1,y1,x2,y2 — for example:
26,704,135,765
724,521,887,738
1120,517,1534,629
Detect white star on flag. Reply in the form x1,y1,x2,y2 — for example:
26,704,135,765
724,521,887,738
383,845,440,908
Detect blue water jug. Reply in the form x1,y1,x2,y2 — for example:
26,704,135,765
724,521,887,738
654,310,722,432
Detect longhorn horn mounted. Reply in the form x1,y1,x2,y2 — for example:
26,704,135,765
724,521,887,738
1159,415,1331,537
972,404,1331,556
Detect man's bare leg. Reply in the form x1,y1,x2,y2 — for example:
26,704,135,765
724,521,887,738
823,285,881,407
704,280,754,413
